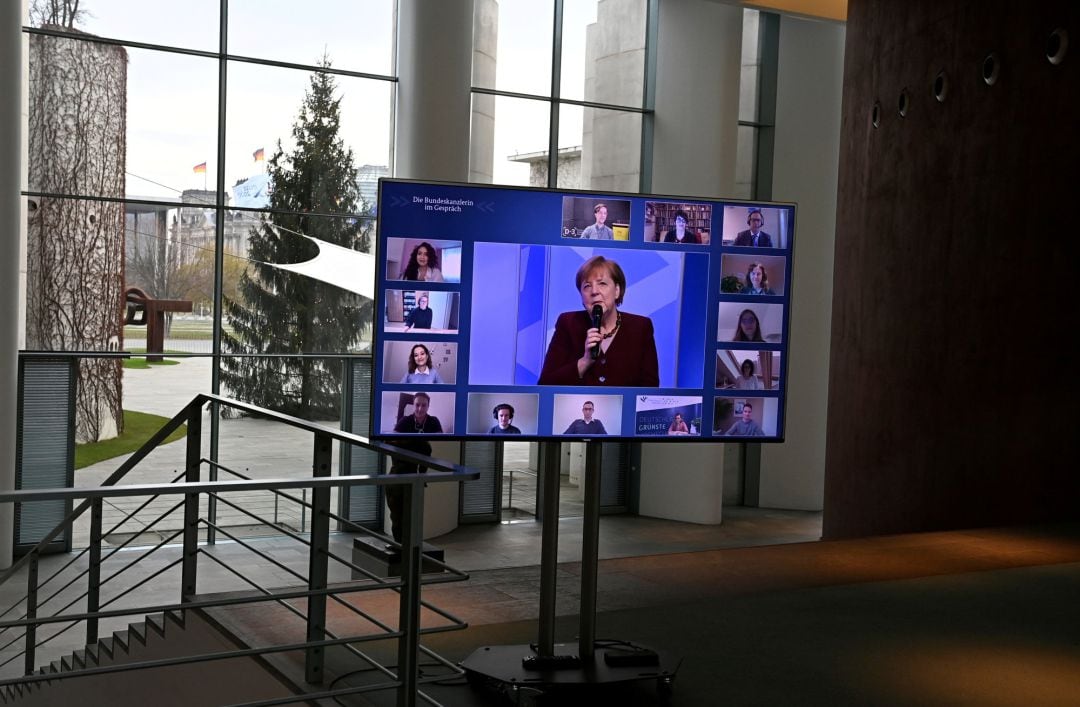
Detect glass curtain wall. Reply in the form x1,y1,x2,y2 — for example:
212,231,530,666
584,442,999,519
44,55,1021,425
469,0,651,191
735,8,778,201
467,0,652,520
21,1,395,545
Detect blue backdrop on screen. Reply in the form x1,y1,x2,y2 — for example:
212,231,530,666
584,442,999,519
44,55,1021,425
635,402,704,436
373,179,796,442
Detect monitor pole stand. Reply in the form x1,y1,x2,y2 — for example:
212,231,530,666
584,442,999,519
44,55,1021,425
577,440,602,661
461,441,679,700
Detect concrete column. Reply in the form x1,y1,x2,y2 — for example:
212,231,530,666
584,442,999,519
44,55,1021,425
637,0,744,525
469,0,497,183
395,0,475,181
0,1,24,568
758,15,844,511
391,0,477,536
650,0,743,197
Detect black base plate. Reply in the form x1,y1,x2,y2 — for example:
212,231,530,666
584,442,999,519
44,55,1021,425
460,642,678,693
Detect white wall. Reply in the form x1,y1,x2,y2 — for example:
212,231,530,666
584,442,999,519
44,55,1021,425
757,15,844,510
638,444,725,523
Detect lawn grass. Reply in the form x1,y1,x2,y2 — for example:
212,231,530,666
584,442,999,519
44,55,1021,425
122,358,181,370
75,410,187,470
124,318,232,341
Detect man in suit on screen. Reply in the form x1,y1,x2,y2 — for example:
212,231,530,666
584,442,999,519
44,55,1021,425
733,208,774,248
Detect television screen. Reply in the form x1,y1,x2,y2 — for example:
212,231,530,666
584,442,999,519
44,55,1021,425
372,179,796,441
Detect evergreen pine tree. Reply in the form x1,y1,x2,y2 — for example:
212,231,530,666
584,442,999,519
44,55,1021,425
221,62,371,419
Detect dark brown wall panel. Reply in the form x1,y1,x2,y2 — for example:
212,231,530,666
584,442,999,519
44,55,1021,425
824,0,1080,538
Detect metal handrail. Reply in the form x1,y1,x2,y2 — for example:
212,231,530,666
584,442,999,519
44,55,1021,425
207,485,470,581
0,471,185,625
0,393,466,588
0,393,480,706
0,497,186,653
0,472,465,504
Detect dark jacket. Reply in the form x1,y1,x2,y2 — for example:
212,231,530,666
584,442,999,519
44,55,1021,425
663,229,700,244
538,310,659,386
405,306,433,329
732,230,774,247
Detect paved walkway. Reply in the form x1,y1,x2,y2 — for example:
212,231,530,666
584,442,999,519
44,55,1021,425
73,356,346,547
71,356,537,549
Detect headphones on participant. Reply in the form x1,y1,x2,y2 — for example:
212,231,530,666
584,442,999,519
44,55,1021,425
492,404,515,420
747,208,764,225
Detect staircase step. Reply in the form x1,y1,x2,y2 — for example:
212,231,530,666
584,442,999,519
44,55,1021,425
36,666,53,687
71,649,87,669
111,629,129,652
128,621,148,645
165,609,185,630
146,613,167,638
60,654,74,672
49,659,62,674
96,636,114,659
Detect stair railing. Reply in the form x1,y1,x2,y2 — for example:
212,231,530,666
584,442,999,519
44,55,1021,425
0,393,478,706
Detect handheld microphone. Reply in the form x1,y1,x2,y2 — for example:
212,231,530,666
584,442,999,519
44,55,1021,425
590,304,603,360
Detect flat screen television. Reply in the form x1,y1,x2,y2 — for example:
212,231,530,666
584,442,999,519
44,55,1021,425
372,179,796,442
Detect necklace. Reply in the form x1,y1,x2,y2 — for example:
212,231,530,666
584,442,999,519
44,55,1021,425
601,311,622,340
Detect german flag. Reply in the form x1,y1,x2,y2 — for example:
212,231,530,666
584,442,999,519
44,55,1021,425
193,162,207,174
253,147,265,162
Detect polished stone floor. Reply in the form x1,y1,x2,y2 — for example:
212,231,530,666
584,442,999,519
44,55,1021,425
0,503,821,681
205,521,1080,707
5,513,1079,706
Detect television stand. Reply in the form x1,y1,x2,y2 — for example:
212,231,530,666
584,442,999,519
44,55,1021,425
461,441,680,702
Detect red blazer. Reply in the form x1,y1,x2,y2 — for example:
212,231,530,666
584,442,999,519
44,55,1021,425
538,310,659,386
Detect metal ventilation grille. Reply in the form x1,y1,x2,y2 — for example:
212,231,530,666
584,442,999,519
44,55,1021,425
340,358,381,527
459,441,500,521
16,358,76,551
599,442,628,511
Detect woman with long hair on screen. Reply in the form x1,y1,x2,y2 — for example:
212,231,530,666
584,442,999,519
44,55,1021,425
735,358,764,389
538,255,659,386
743,262,775,295
400,242,444,282
733,308,765,342
400,344,444,384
